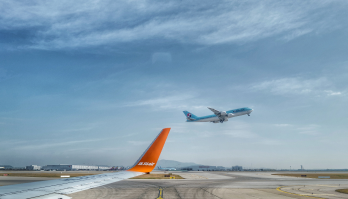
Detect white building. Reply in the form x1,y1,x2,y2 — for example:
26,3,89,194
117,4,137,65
26,165,41,170
182,165,217,171
216,166,226,171
98,166,112,170
0,165,13,169
42,165,111,171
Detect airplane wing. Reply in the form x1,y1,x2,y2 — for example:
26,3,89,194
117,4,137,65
0,128,171,199
207,107,221,116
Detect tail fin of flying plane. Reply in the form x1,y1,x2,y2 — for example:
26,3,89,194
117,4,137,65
183,111,198,120
128,128,171,173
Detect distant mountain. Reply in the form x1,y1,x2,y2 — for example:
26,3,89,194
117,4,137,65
156,160,199,168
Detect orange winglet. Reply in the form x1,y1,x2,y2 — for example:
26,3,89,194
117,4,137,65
128,128,171,173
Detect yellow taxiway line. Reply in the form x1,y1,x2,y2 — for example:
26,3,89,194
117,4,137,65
276,186,325,199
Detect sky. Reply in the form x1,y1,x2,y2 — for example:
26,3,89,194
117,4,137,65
1,0,348,169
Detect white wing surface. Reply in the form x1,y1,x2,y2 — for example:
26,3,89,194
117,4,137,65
207,107,221,116
0,128,171,199
0,171,142,199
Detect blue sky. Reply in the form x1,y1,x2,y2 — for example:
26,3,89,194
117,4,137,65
1,0,347,169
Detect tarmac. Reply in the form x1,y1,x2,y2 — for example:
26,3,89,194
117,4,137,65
1,171,348,198
0,176,54,186
68,171,348,199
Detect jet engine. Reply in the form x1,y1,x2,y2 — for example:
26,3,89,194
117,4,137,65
220,111,227,116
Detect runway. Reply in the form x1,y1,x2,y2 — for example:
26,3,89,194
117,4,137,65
68,172,348,199
0,171,347,198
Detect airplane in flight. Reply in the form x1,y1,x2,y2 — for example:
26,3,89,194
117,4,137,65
183,107,253,123
0,128,171,199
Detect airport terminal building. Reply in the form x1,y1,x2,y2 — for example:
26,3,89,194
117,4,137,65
0,165,13,170
182,165,244,171
26,165,41,170
232,165,243,171
182,165,219,171
42,164,111,171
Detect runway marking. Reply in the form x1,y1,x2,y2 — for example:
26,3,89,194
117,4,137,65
301,194,336,196
188,174,208,179
315,185,339,187
276,186,325,199
200,187,223,199
173,187,183,199
156,187,164,199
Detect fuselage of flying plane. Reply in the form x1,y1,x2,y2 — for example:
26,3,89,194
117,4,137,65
183,107,253,123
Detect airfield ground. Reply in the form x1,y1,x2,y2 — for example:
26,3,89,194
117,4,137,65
273,173,348,179
0,172,96,178
131,173,184,179
336,189,348,194
1,171,348,198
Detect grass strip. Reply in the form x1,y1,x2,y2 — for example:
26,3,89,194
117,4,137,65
336,189,348,194
131,174,184,179
273,173,348,179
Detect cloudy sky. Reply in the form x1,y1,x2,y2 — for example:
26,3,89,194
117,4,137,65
1,0,347,169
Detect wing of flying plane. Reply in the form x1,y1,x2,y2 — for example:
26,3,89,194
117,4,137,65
207,107,221,116
0,128,171,199
207,107,234,123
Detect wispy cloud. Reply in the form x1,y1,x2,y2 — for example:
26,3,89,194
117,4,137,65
125,95,192,108
274,124,292,127
251,77,344,97
0,68,8,80
127,141,149,146
10,133,138,151
77,92,204,111
325,90,342,96
223,121,257,138
259,138,282,146
297,124,320,135
168,121,257,139
0,0,343,50
224,131,257,139
282,29,312,41
55,122,102,133
123,94,208,110
0,140,29,147
14,138,107,150
152,52,172,64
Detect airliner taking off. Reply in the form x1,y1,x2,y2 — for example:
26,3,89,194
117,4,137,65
0,128,171,199
183,107,253,123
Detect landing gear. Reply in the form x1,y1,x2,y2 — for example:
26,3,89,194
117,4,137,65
248,114,250,116
220,120,224,123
